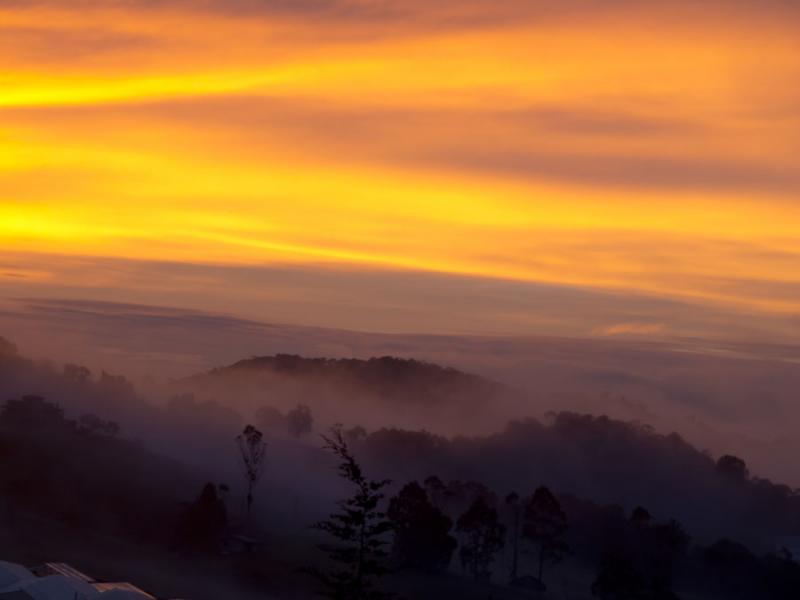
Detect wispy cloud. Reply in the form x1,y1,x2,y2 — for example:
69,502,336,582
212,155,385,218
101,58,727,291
1,0,799,342
597,323,666,336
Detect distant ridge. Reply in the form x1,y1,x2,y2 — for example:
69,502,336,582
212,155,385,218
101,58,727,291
183,353,506,406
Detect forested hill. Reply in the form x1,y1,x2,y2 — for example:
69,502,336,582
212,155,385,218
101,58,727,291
193,354,503,400
178,354,515,433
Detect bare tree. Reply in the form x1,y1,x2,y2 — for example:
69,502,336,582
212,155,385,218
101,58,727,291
236,424,266,523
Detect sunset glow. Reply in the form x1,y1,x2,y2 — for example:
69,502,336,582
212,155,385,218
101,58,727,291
2,0,800,336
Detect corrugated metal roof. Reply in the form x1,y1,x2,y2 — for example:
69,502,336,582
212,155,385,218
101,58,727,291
93,583,154,599
9,574,100,600
40,563,95,583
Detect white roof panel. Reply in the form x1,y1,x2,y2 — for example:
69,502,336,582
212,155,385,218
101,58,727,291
0,563,33,590
7,575,100,600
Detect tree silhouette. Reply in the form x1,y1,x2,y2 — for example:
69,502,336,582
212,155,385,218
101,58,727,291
456,496,506,581
287,404,313,437
64,363,91,385
386,481,456,572
523,486,569,584
235,424,266,523
631,506,652,528
175,482,228,553
646,519,689,596
79,413,120,436
716,455,749,482
424,475,447,511
506,491,522,581
703,538,800,599
603,511,689,599
1,395,66,428
309,427,394,600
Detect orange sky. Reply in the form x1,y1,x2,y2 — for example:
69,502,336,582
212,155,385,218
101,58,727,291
1,0,800,339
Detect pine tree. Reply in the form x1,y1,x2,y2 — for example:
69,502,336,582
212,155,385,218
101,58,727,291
309,428,394,600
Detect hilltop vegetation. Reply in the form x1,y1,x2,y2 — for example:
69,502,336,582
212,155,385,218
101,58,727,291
178,353,515,434
201,354,499,397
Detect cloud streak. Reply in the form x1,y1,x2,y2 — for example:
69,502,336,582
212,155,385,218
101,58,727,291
1,0,799,342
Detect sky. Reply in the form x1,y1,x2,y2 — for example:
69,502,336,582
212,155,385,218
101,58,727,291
2,0,800,343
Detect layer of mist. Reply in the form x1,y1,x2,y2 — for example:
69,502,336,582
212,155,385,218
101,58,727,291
3,297,800,486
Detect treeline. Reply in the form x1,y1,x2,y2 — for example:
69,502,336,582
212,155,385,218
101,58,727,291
309,427,800,600
0,336,150,426
0,337,250,465
350,415,800,545
203,354,500,400
2,393,800,599
0,394,193,540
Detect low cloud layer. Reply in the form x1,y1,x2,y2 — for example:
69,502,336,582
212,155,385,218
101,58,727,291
2,253,798,350
4,293,800,486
